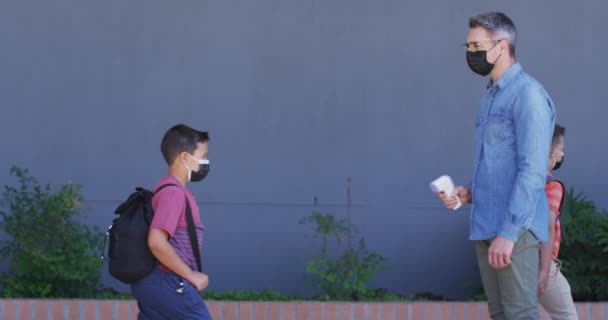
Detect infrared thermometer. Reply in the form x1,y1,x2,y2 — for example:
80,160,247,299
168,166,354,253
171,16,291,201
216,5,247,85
429,175,462,210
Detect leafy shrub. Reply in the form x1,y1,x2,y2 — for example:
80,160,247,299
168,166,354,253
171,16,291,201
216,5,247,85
0,166,103,298
559,188,608,301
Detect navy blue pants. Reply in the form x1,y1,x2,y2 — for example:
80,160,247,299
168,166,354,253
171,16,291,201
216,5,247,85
131,267,212,320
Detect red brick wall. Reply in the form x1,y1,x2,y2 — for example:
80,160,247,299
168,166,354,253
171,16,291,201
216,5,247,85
0,300,606,319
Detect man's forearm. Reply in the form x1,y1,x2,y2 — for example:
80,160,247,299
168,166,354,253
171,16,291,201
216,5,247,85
501,172,547,241
502,87,554,242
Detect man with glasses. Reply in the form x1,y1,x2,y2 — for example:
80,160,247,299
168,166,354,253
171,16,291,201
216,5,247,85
437,12,556,319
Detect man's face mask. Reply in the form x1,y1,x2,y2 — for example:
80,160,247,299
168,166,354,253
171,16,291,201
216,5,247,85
465,40,501,76
185,153,210,182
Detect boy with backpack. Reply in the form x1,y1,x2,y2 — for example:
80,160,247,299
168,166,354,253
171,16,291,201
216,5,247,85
131,124,212,320
538,124,578,319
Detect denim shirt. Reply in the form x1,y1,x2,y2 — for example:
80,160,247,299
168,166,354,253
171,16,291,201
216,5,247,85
470,63,555,243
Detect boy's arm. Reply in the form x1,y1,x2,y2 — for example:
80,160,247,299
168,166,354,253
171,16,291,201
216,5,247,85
149,228,208,291
538,210,557,296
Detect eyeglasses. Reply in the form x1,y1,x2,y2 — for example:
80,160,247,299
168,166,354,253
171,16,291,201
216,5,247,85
463,39,503,52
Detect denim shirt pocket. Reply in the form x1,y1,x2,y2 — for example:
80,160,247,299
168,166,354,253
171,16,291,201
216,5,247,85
484,113,510,146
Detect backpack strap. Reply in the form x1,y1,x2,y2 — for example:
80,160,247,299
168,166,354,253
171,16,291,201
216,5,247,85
153,183,203,272
184,199,202,272
154,183,180,195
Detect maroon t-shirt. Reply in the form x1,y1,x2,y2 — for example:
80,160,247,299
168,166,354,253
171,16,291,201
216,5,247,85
150,175,205,272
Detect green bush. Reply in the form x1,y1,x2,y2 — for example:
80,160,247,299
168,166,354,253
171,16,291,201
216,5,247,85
300,212,389,301
559,188,608,301
0,166,103,298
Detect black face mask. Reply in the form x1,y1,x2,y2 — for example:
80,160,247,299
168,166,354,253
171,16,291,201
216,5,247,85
190,160,210,182
186,154,210,182
466,50,495,76
465,41,500,76
553,156,564,171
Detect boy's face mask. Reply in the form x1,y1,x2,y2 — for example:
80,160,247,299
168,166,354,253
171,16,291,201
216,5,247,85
551,147,565,171
553,156,564,171
185,154,210,182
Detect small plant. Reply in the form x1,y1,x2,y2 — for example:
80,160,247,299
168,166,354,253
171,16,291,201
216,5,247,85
300,212,388,301
300,178,390,301
467,288,488,302
559,188,608,301
0,166,103,298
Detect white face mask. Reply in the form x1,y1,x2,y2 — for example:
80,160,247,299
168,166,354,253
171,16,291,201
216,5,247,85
184,154,210,182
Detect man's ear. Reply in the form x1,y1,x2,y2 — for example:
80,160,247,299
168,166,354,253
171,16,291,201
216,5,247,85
500,40,508,53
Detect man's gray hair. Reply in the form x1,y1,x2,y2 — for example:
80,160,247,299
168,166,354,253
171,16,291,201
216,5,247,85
469,12,517,58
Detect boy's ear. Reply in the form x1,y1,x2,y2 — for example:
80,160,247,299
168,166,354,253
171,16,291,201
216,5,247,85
180,151,188,162
171,152,186,166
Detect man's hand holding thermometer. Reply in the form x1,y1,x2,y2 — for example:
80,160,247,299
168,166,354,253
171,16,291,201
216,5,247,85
430,175,472,210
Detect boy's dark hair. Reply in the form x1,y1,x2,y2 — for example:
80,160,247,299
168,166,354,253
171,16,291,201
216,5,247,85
161,124,210,165
552,124,566,146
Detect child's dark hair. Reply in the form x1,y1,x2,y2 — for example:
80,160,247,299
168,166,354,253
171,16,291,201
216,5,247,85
161,124,210,165
552,124,566,146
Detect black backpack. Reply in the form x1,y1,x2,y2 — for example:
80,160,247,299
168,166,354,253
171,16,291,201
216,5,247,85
104,184,202,284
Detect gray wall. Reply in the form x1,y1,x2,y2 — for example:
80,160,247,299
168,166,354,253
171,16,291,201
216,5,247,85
1,0,606,299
